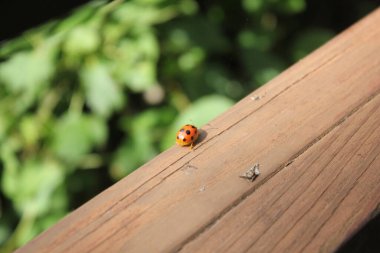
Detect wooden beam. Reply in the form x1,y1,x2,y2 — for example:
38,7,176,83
17,7,380,253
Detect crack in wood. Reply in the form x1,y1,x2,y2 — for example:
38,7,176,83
245,91,380,252
67,136,216,253
239,102,377,253
298,146,380,253
271,116,380,253
175,88,380,252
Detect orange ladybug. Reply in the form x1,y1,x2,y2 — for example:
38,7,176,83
176,124,199,148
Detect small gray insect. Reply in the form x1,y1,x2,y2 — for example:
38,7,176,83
240,163,260,182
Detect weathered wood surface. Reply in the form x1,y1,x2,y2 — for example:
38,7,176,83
17,8,380,253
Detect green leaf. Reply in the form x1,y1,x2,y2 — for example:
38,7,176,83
178,47,205,71
238,30,274,51
81,61,124,117
242,0,264,13
123,61,157,92
161,95,234,150
110,141,144,179
63,25,100,56
110,30,159,92
1,145,20,200
277,0,306,14
113,2,177,26
2,158,64,216
19,115,41,146
51,113,107,163
19,161,63,216
0,110,12,142
111,107,176,179
178,0,199,15
0,49,54,95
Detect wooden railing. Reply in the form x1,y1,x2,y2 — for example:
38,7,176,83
16,7,380,253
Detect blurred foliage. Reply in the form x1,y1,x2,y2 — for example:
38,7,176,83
0,0,377,251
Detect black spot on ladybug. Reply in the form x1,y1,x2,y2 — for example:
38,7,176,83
191,125,195,128
186,130,191,135
191,136,194,140
180,129,184,132
176,136,179,139
183,138,187,142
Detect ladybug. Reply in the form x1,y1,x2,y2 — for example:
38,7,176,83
176,124,199,148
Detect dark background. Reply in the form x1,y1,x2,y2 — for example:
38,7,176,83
0,0,90,40
0,0,378,41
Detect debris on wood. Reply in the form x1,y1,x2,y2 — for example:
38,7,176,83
240,163,260,182
250,93,266,101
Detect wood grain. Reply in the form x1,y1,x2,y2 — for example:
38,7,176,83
181,89,380,253
16,7,380,253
